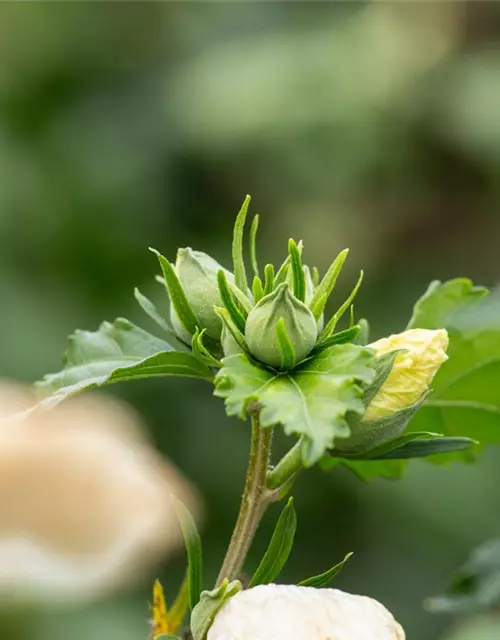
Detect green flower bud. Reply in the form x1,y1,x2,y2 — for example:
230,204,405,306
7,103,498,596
170,248,234,343
245,283,318,368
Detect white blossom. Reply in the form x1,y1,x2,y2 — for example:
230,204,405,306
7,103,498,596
0,383,199,603
207,584,405,640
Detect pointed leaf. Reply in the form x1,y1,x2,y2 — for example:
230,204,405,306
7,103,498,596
215,344,376,466
166,574,190,634
275,318,296,370
217,270,247,332
134,287,174,335
249,214,260,278
374,436,476,459
36,318,213,403
309,249,349,318
249,497,297,587
289,239,306,302
172,495,203,611
298,552,353,587
263,263,275,294
232,195,250,295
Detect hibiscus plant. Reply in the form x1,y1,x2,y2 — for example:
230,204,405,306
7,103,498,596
36,196,500,639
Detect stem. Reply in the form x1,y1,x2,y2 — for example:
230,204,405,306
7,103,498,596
216,413,273,585
266,439,303,490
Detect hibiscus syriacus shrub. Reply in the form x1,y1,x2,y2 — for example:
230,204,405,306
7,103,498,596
37,197,499,639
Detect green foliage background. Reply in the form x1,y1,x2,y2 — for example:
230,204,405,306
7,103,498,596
1,3,499,640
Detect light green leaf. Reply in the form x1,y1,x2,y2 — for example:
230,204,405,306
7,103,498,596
36,318,213,403
298,552,353,587
249,497,296,587
408,280,500,460
232,195,250,295
191,579,242,640
134,287,173,335
172,495,203,611
319,455,406,481
215,344,376,466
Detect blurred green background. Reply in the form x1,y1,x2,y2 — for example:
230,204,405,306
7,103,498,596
1,2,499,639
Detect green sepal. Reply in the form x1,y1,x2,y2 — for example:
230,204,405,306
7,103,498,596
215,307,249,354
232,195,251,296
320,270,364,339
354,318,370,345
249,497,297,587
311,266,320,287
372,435,476,460
192,329,221,369
150,248,199,338
217,270,247,333
275,318,296,370
134,287,177,339
362,350,401,407
310,293,328,323
263,263,275,294
288,238,306,302
274,256,290,287
252,275,265,304
309,249,349,319
191,579,242,640
313,325,361,354
172,495,203,611
298,552,353,588
249,214,260,278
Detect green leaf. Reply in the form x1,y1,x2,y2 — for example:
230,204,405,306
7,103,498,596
192,329,222,369
320,270,364,339
263,263,275,294
249,214,260,278
134,287,174,335
217,270,247,333
425,538,500,614
319,455,406,481
36,318,213,404
166,574,190,635
249,497,297,587
374,436,475,459
313,325,361,353
172,495,203,611
288,239,306,302
407,280,500,461
215,344,376,466
150,248,199,337
275,318,296,370
298,552,353,587
191,580,242,640
252,275,265,304
232,195,251,295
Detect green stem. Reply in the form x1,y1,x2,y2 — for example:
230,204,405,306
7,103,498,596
266,439,303,490
216,413,273,585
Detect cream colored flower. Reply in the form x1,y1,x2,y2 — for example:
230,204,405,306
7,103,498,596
207,584,405,640
365,328,449,420
0,383,199,603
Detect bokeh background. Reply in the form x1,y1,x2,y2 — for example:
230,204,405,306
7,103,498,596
1,2,499,639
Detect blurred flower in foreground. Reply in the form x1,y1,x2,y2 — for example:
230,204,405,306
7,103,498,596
365,328,449,420
207,584,405,640
0,383,199,603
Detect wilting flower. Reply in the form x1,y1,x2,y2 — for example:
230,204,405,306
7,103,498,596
170,248,236,343
0,383,198,603
207,584,405,640
245,283,318,368
364,328,449,421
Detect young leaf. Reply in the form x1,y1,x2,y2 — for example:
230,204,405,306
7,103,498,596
191,580,242,640
36,318,213,404
191,329,221,369
134,287,174,336
274,256,290,287
232,195,251,295
275,318,296,370
150,248,199,337
172,495,203,611
252,275,265,304
249,498,297,587
407,280,500,461
309,249,349,319
249,214,260,278
217,270,247,333
298,552,353,587
288,239,306,302
215,307,249,353
313,325,361,353
215,344,376,466
355,318,370,345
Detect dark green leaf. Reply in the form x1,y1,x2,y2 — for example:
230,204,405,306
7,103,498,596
172,495,203,611
191,580,242,640
249,498,297,587
298,552,353,587
36,318,213,403
408,280,500,462
150,248,199,337
215,344,376,466
375,436,475,459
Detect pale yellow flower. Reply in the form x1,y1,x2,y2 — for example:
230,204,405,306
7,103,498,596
365,328,449,420
207,584,405,640
0,383,199,603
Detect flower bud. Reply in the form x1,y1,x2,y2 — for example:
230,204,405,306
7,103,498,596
170,248,234,343
245,283,318,368
207,584,405,640
365,328,449,421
